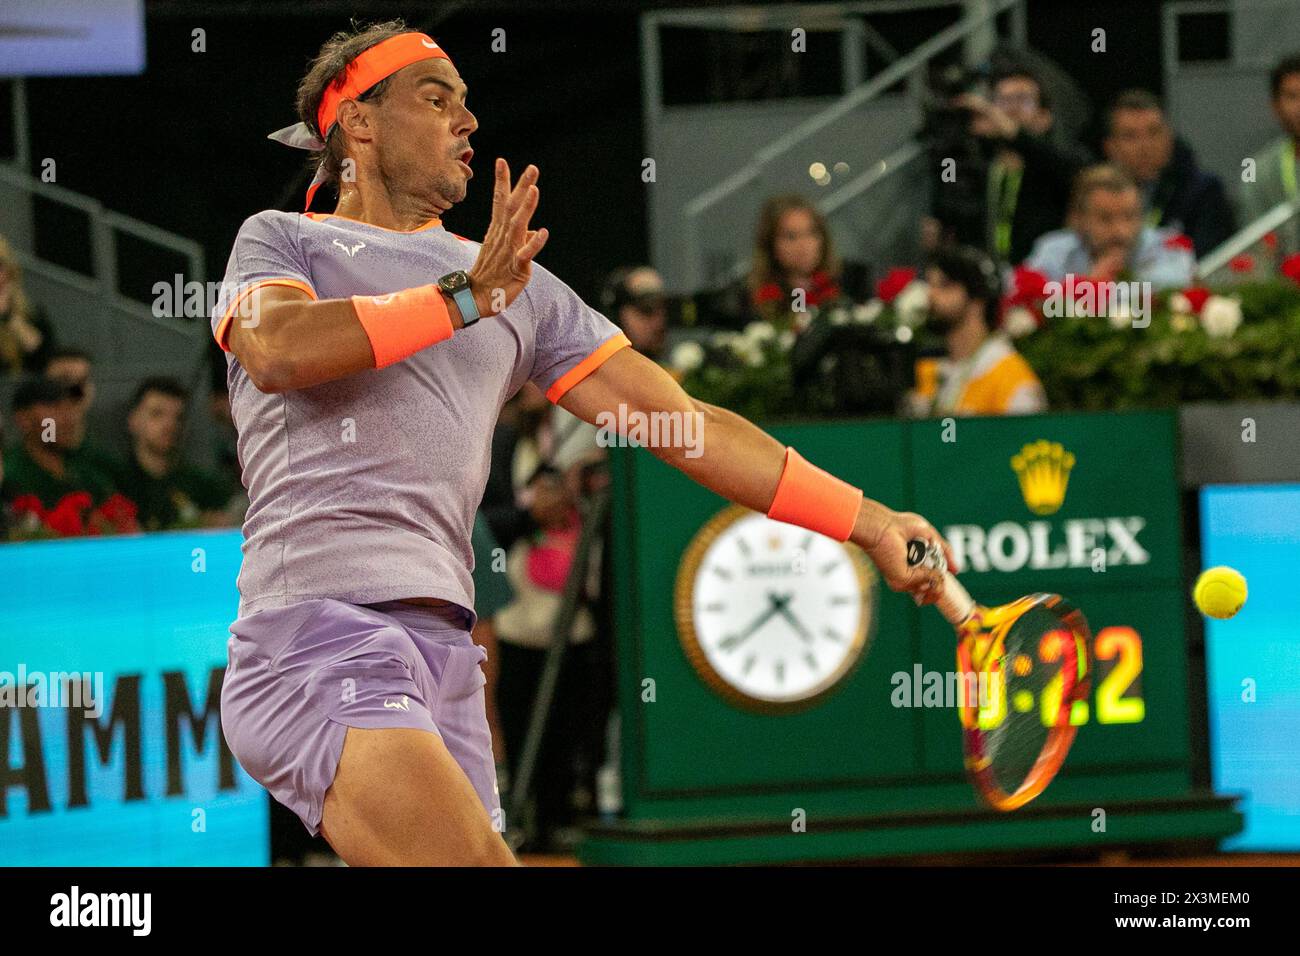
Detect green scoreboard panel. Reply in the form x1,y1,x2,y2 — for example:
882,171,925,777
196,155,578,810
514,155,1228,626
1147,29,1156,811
581,410,1241,865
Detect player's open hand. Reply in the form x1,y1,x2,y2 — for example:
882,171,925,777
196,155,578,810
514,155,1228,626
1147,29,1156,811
862,508,959,606
467,158,550,318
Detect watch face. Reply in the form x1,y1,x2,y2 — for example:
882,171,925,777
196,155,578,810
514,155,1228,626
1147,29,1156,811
439,270,467,293
674,505,877,712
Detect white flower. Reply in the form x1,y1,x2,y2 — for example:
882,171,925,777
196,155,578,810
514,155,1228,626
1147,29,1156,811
1200,295,1243,338
742,321,777,345
1169,293,1193,317
893,280,930,327
1002,306,1037,339
778,329,795,351
829,308,849,326
716,331,761,366
852,300,883,324
894,325,914,344
669,340,705,374
1170,313,1195,333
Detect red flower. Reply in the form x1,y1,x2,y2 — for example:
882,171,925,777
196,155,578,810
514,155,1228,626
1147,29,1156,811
1163,233,1194,252
1004,266,1049,307
1263,232,1279,250
875,266,918,304
44,492,92,537
1229,254,1255,273
1179,287,1212,314
92,493,140,535
1282,253,1300,286
805,270,842,307
9,494,48,521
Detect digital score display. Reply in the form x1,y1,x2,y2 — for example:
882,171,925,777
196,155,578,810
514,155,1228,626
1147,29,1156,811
964,625,1145,730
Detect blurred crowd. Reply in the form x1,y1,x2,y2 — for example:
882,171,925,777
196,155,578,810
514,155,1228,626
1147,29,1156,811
7,50,1300,857
674,53,1300,418
0,239,245,540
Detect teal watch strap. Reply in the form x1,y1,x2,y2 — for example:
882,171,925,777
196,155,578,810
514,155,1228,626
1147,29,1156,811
452,285,480,326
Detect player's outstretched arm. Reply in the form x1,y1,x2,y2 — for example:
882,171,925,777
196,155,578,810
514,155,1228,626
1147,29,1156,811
227,159,546,393
559,346,957,600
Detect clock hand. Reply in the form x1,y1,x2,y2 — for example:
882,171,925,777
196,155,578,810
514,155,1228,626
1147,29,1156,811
774,602,816,644
717,599,787,652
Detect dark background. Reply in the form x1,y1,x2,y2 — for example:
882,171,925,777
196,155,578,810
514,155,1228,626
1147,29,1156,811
14,0,1164,300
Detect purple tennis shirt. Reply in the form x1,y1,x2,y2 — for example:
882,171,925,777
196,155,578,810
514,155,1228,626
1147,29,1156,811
211,210,628,618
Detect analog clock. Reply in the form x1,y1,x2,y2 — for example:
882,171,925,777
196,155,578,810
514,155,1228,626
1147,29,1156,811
674,505,877,712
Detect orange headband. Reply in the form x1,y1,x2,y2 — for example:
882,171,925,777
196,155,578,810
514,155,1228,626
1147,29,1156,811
317,32,453,139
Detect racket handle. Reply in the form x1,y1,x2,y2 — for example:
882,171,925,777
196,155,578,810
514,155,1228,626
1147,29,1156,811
905,538,977,626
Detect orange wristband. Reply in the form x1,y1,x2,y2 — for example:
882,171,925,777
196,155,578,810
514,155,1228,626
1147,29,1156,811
350,284,454,368
766,448,864,541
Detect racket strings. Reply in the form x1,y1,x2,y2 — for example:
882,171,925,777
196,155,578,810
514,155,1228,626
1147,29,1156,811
966,604,1084,802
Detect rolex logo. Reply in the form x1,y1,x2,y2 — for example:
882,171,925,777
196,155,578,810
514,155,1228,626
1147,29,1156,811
1010,440,1075,516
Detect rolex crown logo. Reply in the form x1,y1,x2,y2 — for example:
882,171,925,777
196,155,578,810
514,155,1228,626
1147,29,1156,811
1010,440,1075,515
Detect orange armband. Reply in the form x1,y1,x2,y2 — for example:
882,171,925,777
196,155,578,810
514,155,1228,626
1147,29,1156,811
765,447,863,542
350,285,454,369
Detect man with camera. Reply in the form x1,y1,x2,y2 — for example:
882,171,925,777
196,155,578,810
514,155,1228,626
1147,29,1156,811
924,65,1091,268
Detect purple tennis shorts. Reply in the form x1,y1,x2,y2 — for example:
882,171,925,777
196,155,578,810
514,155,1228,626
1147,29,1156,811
220,598,499,836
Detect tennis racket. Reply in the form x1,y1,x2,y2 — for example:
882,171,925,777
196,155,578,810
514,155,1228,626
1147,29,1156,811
906,538,1092,812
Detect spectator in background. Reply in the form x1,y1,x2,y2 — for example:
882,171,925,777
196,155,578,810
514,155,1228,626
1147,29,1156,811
480,385,580,785
1,378,136,536
42,346,122,480
908,244,1046,418
114,377,236,531
0,237,56,376
927,65,1091,267
1025,164,1196,288
1238,53,1300,256
487,383,608,852
701,195,872,330
1102,90,1235,257
483,385,593,555
598,266,668,362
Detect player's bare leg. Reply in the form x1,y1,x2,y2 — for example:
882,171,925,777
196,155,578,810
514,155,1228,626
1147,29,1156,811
319,727,518,866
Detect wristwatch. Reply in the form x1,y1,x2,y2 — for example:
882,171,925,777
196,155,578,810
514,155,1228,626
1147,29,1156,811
437,270,481,327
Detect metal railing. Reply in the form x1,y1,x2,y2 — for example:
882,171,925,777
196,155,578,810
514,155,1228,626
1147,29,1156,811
0,163,207,322
2,77,207,325
1197,198,1300,280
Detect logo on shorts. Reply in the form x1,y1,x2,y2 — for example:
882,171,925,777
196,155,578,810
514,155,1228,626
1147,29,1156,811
383,695,411,711
332,239,366,257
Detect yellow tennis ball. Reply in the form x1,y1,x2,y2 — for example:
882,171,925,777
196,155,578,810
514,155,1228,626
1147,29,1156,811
1193,566,1247,620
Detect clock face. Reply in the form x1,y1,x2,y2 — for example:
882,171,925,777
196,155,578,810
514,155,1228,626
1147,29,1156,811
675,506,876,712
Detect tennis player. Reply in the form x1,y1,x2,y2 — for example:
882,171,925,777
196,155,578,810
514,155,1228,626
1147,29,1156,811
214,21,954,866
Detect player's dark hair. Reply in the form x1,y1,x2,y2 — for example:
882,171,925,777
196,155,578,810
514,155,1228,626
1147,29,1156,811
1270,53,1300,98
927,244,1002,330
296,19,412,200
129,376,189,412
